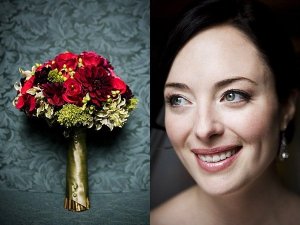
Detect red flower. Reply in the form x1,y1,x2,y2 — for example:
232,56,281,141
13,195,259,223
36,60,53,72
112,77,127,94
21,76,35,95
15,94,36,112
75,65,114,107
42,83,65,106
34,66,51,85
62,78,84,105
54,52,78,71
108,68,117,77
80,51,112,68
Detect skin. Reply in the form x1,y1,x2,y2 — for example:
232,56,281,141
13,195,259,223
151,24,300,225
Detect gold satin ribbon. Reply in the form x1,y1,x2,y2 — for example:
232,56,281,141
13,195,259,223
64,129,90,212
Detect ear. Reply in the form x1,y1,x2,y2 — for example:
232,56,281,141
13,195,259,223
280,90,299,131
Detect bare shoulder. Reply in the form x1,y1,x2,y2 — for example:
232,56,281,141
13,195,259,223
150,185,199,225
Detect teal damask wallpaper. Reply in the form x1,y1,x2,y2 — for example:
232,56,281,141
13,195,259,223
0,0,149,224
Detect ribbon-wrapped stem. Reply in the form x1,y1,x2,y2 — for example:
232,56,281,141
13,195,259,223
64,129,90,212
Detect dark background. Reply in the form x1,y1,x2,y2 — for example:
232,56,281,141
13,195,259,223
150,0,300,209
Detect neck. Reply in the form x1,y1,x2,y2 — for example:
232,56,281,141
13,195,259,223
197,165,288,225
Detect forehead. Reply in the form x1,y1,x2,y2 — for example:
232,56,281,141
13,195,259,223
167,24,271,85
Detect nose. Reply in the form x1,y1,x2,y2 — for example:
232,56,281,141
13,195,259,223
193,104,224,142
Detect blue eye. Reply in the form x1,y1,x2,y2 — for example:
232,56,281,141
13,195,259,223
166,95,189,106
222,90,251,103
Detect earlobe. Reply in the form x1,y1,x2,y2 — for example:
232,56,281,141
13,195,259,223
280,90,299,131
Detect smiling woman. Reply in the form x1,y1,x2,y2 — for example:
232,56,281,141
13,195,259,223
150,0,300,224
164,24,283,196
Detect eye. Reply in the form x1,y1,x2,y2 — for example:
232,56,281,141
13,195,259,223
166,95,190,106
221,89,251,103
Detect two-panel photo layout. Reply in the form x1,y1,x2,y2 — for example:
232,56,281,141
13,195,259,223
1,0,300,224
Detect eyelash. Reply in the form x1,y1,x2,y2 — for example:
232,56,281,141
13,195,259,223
221,89,251,103
165,94,189,107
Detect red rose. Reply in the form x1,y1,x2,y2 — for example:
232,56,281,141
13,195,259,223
15,94,36,112
80,51,112,68
21,76,35,94
108,68,117,77
62,78,84,105
112,77,127,94
42,83,65,106
74,65,114,107
54,52,78,71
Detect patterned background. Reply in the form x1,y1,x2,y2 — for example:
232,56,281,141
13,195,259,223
0,0,149,224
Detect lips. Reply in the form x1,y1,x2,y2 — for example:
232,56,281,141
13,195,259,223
192,145,242,172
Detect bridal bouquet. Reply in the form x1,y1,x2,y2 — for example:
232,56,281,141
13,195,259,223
13,51,138,211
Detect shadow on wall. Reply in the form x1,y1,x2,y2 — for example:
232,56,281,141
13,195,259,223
280,99,300,195
150,107,195,210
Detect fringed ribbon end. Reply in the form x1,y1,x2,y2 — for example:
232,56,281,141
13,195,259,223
64,197,90,212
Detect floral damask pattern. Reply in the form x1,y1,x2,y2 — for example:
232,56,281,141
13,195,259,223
0,0,149,194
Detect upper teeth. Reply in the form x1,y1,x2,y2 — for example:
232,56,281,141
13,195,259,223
198,150,236,163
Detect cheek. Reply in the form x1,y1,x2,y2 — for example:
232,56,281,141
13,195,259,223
225,106,280,148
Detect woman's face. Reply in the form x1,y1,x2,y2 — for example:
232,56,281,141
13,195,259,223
164,25,288,196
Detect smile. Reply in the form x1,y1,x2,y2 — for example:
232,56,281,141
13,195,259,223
192,145,242,172
198,149,238,163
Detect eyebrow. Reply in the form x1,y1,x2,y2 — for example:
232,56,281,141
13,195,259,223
164,82,190,90
164,76,257,90
215,76,258,88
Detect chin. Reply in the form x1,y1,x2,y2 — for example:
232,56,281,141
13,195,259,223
193,172,250,197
